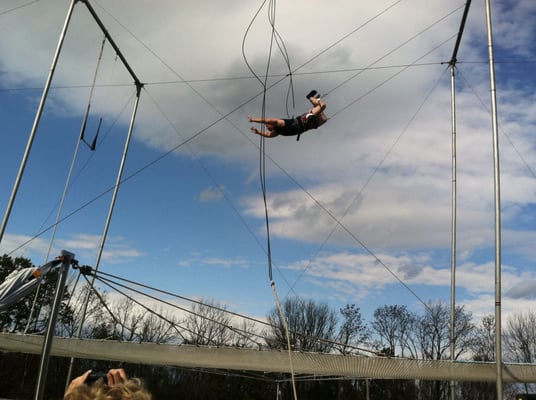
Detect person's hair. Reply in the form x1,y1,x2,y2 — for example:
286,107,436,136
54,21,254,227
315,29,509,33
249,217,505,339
64,378,152,400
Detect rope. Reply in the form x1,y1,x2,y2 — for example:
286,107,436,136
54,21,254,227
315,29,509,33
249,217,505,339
242,3,297,396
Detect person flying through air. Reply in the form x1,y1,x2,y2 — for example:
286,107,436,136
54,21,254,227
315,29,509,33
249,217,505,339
248,90,327,140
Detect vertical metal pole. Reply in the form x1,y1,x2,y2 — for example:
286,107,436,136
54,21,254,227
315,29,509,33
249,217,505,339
485,1,503,399
449,63,457,400
0,0,78,244
65,83,143,384
93,83,142,273
34,250,75,400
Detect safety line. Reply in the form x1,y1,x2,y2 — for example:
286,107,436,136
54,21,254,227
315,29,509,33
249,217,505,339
242,2,298,399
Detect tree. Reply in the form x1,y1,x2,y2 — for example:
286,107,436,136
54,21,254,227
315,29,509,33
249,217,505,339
137,306,181,344
367,305,420,400
416,301,475,400
109,296,143,341
266,296,338,352
56,283,108,338
504,311,536,395
337,304,369,355
371,304,416,357
182,298,234,346
230,318,260,348
472,314,495,362
459,314,496,400
504,311,536,364
416,301,474,361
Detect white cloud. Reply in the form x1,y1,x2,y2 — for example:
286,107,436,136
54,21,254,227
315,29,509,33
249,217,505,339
178,252,249,269
1,0,534,322
198,186,225,203
0,233,143,266
56,233,144,264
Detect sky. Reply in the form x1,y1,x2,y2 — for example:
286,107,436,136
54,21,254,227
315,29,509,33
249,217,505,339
0,0,535,331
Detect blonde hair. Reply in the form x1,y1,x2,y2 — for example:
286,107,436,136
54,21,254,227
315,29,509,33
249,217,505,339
64,378,152,400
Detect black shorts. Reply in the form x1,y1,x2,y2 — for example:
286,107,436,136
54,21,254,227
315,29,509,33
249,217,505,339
275,118,304,136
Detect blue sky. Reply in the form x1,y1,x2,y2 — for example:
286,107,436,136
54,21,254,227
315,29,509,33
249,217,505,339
0,0,535,326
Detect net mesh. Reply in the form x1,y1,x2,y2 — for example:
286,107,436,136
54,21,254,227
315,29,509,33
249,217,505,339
1,333,536,382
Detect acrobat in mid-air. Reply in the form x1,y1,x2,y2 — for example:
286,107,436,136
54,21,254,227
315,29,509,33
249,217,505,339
248,90,327,139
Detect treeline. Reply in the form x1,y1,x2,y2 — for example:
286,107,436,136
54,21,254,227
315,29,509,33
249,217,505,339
0,255,535,399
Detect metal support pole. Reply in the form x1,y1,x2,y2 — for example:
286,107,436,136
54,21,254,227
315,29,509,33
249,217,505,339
449,63,457,400
79,0,142,87
94,83,142,272
0,0,78,244
34,250,75,400
446,3,471,399
485,1,503,399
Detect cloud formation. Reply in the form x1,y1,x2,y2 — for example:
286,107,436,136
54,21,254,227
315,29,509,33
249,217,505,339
0,0,535,323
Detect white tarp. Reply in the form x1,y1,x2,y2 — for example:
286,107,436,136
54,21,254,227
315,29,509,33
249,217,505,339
0,259,61,312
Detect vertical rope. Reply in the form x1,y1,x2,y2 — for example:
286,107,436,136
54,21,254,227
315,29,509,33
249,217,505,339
242,3,297,399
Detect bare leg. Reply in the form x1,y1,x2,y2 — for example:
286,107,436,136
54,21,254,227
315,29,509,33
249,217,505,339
247,115,285,136
251,126,279,138
248,116,285,126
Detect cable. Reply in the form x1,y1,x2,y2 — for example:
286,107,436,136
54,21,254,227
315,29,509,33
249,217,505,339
79,272,189,343
0,0,39,17
86,267,380,354
325,3,465,101
287,67,451,312
6,89,136,257
1,60,485,92
456,66,536,179
242,2,298,398
84,269,267,347
331,33,456,119
294,0,404,73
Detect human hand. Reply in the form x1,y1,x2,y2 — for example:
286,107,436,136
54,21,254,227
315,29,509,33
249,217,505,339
106,368,128,386
64,370,91,397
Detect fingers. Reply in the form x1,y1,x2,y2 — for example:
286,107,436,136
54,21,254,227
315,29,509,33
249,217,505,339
65,367,129,396
64,370,92,396
251,127,261,135
107,368,128,386
80,369,92,383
